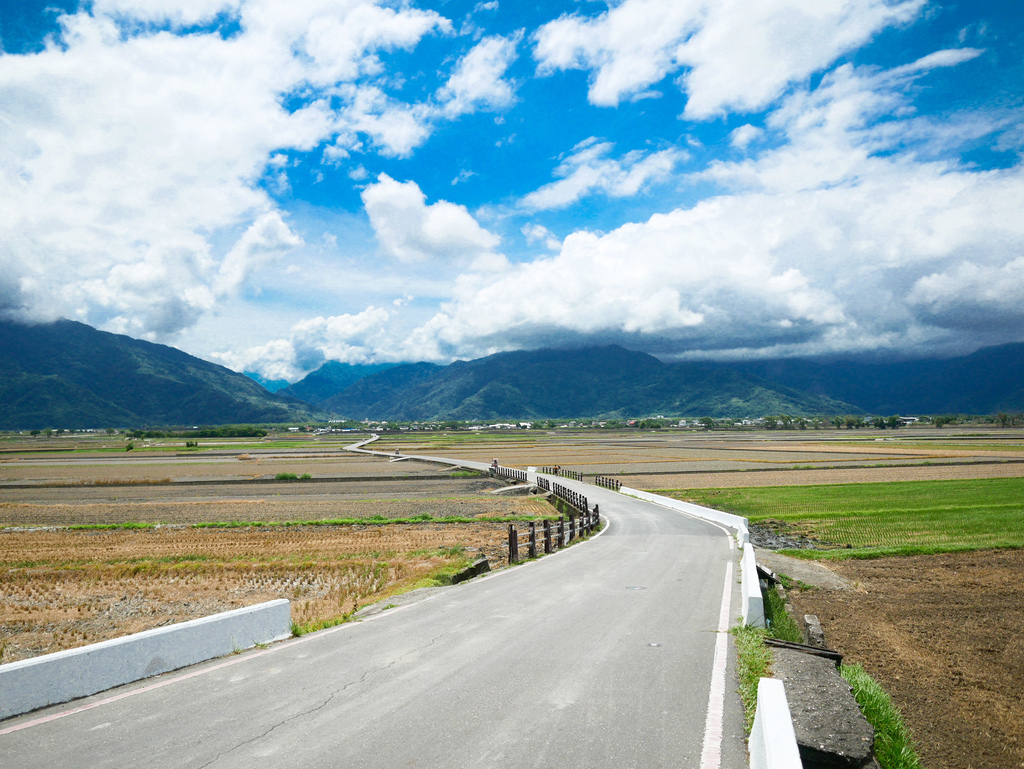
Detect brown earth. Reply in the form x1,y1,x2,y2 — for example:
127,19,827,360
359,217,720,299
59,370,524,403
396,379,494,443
787,550,1024,769
0,519,521,664
0,493,550,527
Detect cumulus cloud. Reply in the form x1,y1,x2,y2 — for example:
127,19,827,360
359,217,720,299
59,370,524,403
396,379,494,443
520,138,685,210
213,306,392,380
0,0,452,338
409,49,1024,361
437,32,521,118
730,124,763,150
361,174,501,263
908,258,1024,332
533,0,924,116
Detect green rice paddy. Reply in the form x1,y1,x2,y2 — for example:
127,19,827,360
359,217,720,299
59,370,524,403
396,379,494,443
666,477,1024,558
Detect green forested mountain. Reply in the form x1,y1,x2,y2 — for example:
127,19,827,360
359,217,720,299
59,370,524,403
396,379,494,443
322,346,854,420
4,319,1019,429
279,361,398,405
0,319,313,429
733,343,1024,415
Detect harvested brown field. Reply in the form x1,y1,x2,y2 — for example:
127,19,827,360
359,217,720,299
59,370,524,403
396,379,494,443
383,429,1024,482
0,494,549,527
788,550,1024,769
0,453,455,484
0,520,519,664
634,460,1024,489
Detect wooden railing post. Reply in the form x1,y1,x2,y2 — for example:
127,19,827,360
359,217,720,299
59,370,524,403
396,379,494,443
543,519,552,554
557,516,565,547
569,512,576,541
508,524,518,563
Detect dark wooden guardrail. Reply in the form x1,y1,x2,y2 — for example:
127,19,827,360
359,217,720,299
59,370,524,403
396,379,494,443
539,466,583,481
507,504,600,563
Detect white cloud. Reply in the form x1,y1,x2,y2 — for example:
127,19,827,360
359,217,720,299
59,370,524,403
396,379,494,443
215,211,304,296
436,32,521,118
908,258,1024,332
522,224,562,251
213,306,392,380
730,124,763,150
533,0,925,116
361,174,501,263
0,0,451,338
409,50,1024,361
520,138,685,210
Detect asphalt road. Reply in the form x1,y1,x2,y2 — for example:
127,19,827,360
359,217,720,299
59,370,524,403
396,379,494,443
1,475,749,769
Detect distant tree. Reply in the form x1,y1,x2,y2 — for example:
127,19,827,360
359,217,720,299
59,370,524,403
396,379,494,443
997,412,1010,428
764,416,778,429
871,417,886,429
30,430,40,436
700,417,715,430
885,415,902,429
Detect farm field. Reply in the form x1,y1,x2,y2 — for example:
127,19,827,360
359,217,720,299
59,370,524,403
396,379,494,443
3,426,1024,767
0,521,518,664
373,428,1024,487
669,477,1024,557
663,473,1024,769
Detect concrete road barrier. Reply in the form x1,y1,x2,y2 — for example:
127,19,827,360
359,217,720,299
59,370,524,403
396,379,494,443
749,678,803,769
0,599,291,720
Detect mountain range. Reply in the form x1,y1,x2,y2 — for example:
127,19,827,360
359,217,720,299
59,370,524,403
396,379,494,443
0,319,313,429
1,318,1022,429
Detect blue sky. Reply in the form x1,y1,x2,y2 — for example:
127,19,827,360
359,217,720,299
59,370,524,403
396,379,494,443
1,0,1022,381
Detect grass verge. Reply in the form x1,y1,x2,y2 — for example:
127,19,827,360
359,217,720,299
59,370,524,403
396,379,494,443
731,625,771,733
841,663,922,769
733,580,924,769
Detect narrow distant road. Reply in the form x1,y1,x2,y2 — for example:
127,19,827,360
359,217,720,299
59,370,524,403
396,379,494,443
1,455,749,768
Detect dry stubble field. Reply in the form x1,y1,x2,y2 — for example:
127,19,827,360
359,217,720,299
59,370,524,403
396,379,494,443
0,440,552,663
3,427,1024,768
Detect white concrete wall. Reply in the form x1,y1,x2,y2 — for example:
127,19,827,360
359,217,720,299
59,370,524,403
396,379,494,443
749,678,803,769
0,599,291,720
742,542,766,627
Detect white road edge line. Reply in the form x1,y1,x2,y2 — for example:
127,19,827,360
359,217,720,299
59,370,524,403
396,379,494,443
700,558,735,769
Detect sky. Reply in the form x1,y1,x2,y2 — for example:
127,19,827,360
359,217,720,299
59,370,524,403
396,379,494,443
1,0,1022,382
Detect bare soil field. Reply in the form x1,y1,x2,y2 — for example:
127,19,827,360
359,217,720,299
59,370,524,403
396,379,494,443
0,493,549,527
0,518,520,664
634,460,1024,489
0,453,457,484
4,427,1024,769
789,550,1024,769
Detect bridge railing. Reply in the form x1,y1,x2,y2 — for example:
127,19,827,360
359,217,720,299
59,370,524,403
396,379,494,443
491,465,528,482
507,505,600,563
594,475,621,491
539,466,583,481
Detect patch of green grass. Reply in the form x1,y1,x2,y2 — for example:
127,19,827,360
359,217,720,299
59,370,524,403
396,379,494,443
841,663,923,769
666,477,1024,558
762,586,803,643
731,625,771,733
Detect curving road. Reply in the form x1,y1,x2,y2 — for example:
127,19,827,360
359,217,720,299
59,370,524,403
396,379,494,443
1,463,749,768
